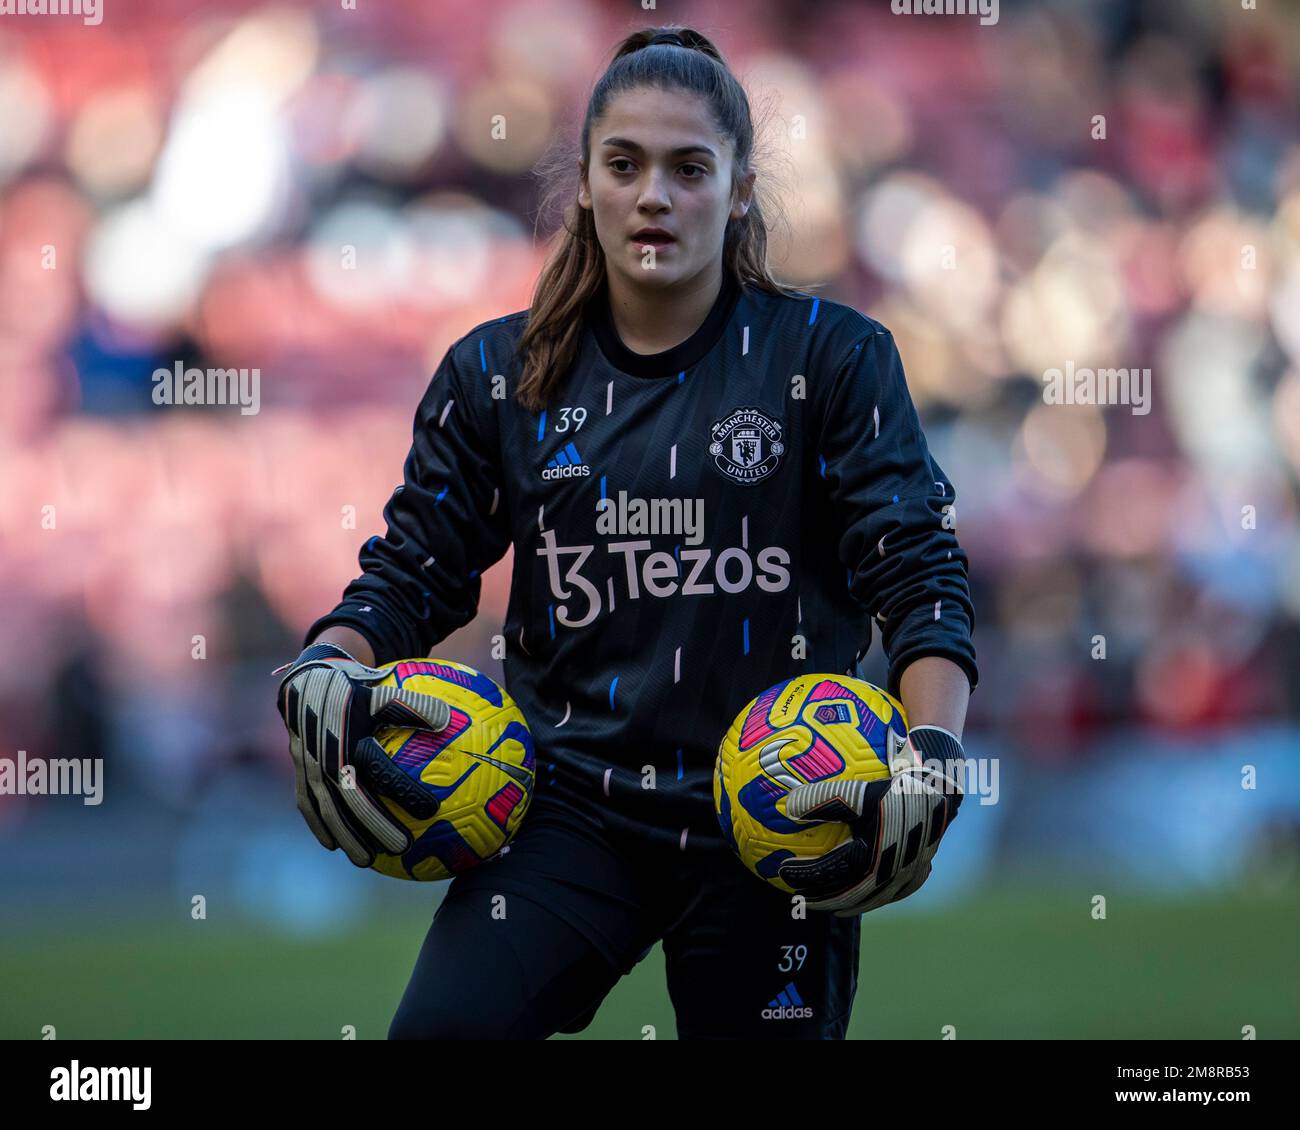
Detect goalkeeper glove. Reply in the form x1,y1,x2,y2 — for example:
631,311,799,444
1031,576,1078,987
274,642,453,867
777,725,965,916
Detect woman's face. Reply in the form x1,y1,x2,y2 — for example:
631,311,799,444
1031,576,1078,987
579,85,752,292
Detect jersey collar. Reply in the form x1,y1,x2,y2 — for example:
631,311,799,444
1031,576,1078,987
588,270,742,379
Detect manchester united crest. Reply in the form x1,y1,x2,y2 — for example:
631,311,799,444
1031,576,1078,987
708,407,785,486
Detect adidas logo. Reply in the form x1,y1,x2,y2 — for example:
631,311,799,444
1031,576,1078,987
541,441,591,480
760,981,814,1020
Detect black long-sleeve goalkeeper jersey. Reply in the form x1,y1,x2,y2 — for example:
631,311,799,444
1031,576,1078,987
304,271,978,853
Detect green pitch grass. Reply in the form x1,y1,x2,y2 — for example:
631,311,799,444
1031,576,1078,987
2,886,1295,1039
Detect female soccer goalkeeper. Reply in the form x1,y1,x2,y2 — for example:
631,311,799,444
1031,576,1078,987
276,25,977,1040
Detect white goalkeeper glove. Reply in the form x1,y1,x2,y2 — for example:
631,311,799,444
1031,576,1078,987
274,642,453,867
777,725,965,916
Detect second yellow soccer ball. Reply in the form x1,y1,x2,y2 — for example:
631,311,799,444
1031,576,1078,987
714,674,909,893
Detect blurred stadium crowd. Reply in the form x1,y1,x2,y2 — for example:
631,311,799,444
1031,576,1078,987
0,0,1298,836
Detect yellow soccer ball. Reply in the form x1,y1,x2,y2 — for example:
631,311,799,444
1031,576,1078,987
368,659,534,881
714,674,909,892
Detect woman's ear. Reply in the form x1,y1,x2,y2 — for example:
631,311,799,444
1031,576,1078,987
730,170,756,220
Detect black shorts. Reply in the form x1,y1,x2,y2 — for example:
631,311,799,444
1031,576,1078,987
388,788,861,1040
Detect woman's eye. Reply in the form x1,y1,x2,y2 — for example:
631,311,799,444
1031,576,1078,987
608,159,706,178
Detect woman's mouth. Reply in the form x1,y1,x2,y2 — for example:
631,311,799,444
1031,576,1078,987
632,232,676,247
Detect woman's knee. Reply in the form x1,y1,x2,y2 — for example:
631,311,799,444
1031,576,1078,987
388,992,521,1040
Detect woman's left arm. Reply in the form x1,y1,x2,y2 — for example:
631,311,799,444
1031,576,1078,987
815,325,980,707
777,324,976,916
899,654,970,740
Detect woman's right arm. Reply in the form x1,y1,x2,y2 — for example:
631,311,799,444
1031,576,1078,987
277,333,510,863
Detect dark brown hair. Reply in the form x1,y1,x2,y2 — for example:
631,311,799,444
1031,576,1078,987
514,25,801,412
